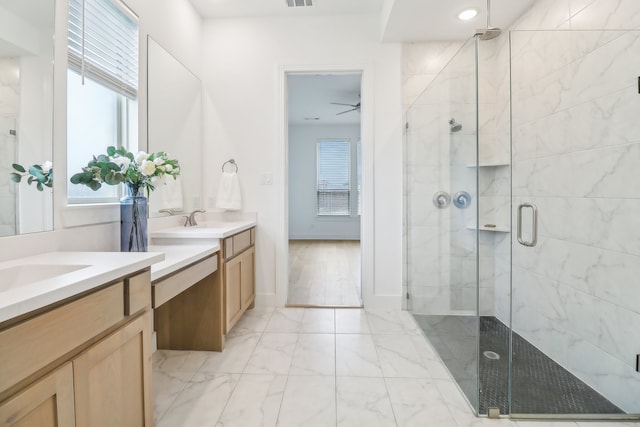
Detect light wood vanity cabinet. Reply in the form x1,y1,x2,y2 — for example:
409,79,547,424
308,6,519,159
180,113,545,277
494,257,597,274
222,227,256,332
0,363,75,427
0,270,153,427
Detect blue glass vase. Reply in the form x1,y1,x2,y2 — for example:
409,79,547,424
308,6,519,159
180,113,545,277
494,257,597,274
120,184,148,252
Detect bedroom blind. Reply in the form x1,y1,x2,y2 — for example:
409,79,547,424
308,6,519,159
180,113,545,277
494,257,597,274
317,140,350,216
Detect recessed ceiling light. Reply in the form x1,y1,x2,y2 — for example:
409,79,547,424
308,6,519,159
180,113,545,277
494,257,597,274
458,8,478,21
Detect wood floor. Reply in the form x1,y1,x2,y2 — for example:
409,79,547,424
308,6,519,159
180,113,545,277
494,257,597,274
288,240,361,307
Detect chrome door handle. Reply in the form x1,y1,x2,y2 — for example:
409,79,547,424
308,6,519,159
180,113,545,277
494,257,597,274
517,203,538,247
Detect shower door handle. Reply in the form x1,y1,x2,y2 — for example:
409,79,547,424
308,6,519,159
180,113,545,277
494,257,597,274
517,203,538,247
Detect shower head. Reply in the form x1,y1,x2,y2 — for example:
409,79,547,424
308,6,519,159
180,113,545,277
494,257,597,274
476,0,502,41
449,118,462,133
477,27,502,40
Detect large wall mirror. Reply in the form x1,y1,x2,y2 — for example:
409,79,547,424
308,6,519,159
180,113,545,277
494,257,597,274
147,36,202,217
0,0,55,236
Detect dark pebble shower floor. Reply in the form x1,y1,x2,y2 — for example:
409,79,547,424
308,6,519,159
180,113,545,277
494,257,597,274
412,315,623,415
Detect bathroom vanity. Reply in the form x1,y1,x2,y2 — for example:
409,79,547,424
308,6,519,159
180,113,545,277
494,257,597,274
149,218,256,352
0,252,162,426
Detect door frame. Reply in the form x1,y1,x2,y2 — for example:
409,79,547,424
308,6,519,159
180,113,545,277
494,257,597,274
275,64,375,307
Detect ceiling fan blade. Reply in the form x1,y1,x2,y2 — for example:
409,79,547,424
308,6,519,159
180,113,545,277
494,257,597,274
330,102,357,107
336,108,358,115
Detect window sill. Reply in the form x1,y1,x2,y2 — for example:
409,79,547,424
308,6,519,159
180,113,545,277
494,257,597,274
61,203,120,228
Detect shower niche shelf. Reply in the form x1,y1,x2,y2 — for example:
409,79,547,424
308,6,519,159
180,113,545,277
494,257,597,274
466,224,509,232
466,162,509,168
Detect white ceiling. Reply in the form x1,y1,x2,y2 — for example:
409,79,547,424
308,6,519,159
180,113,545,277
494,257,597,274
382,0,536,42
288,74,362,125
189,0,383,19
189,0,537,41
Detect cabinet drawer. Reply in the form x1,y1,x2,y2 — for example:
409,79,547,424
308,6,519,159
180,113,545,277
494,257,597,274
125,271,151,316
223,228,253,260
0,283,125,395
233,230,251,254
152,255,218,308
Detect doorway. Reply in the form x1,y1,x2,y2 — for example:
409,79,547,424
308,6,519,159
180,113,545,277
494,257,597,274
286,73,363,307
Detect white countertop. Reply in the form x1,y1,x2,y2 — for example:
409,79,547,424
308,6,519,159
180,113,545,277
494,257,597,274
149,219,256,240
0,251,164,324
149,243,220,282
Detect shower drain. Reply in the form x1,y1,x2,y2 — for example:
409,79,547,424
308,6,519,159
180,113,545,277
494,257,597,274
483,350,501,360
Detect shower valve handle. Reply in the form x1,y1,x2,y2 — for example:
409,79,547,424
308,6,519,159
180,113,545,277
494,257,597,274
432,191,451,209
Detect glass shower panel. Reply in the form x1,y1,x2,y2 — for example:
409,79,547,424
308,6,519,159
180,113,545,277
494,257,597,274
510,30,640,417
405,38,480,412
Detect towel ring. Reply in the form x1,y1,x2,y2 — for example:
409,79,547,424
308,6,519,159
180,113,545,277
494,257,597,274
222,159,238,173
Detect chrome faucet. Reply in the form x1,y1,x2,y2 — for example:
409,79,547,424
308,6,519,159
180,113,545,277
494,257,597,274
184,209,206,227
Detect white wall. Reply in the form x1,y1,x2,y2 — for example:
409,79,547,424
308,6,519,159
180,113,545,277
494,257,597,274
288,123,360,240
202,14,403,308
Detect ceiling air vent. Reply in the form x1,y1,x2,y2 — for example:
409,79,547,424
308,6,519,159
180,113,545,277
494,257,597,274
286,0,313,7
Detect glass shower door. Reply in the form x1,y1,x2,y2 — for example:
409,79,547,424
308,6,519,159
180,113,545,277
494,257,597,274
405,37,480,413
509,29,640,417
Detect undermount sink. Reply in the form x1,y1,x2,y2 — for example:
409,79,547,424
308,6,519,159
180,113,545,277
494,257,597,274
0,264,90,292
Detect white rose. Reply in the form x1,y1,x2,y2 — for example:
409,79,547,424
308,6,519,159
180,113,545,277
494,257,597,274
140,160,156,175
164,164,173,172
153,157,164,165
41,161,53,173
135,151,149,165
114,156,131,172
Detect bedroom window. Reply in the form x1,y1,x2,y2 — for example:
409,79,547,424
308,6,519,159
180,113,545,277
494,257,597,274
317,140,350,216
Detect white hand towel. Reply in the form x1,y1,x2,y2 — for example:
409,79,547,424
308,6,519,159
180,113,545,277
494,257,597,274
216,171,242,210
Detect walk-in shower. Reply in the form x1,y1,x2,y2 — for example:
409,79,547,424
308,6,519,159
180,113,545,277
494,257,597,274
404,29,640,420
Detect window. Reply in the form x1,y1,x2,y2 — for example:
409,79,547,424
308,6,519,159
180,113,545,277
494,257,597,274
317,140,350,216
66,0,138,203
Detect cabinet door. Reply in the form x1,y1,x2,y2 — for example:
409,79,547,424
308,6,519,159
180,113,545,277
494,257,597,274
73,313,152,427
0,363,75,427
224,255,243,330
240,246,255,310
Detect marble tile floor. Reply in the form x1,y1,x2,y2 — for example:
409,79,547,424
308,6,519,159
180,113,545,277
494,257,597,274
153,307,640,427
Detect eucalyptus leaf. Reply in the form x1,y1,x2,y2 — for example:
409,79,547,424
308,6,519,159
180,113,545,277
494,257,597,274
29,166,45,181
12,163,26,173
9,173,22,183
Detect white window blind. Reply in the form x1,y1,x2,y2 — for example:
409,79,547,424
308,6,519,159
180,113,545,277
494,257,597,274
68,0,138,99
317,140,350,216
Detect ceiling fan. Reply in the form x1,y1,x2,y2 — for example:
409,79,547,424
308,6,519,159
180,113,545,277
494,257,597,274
331,97,360,115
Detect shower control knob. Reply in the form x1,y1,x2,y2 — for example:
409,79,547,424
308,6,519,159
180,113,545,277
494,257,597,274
432,191,451,209
453,191,472,209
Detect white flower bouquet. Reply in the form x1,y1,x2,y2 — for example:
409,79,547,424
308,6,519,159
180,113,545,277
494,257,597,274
70,146,180,194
